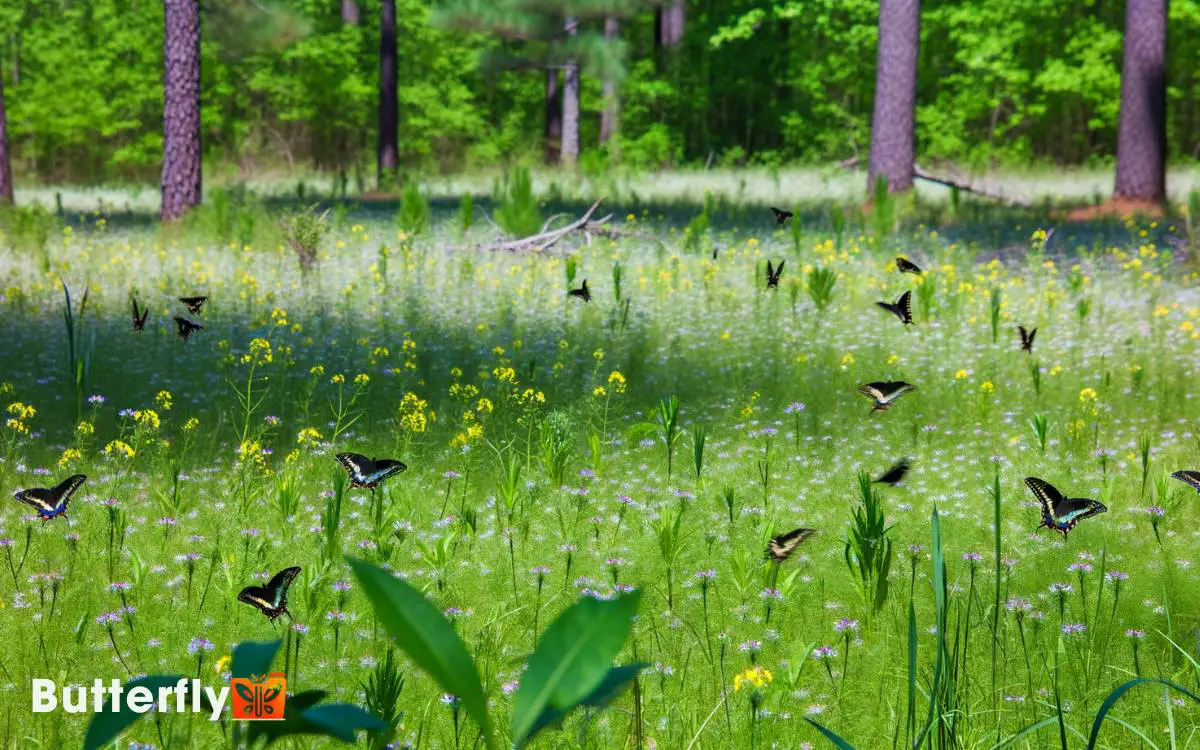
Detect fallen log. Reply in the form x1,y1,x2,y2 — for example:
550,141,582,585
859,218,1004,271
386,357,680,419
483,198,612,253
838,158,1033,206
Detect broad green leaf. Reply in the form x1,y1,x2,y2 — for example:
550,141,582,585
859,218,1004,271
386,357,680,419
803,716,857,749
232,639,282,678
511,591,642,745
246,690,334,747
302,703,389,743
83,674,183,750
524,662,648,743
347,556,493,748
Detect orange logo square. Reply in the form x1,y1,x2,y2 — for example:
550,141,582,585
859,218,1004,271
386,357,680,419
232,673,287,720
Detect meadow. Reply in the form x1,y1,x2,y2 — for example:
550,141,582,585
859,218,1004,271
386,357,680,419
0,179,1198,749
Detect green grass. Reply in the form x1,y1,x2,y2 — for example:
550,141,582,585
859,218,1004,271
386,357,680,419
0,189,1197,749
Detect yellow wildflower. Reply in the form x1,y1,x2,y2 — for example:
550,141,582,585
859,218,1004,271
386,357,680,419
1079,387,1097,402
354,373,370,386
183,417,200,431
76,421,95,436
104,440,136,459
58,448,82,468
981,381,994,393
134,409,161,430
954,370,969,380
297,427,324,446
330,374,345,385
155,390,173,411
733,665,773,692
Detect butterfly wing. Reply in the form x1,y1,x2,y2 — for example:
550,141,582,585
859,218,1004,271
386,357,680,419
897,291,913,324
131,297,146,331
874,459,910,485
14,474,86,518
896,257,922,274
1018,326,1035,352
770,207,792,224
180,296,207,314
336,452,375,485
1057,498,1107,527
857,383,886,402
239,566,301,620
766,527,816,561
1028,327,1037,348
1171,470,1200,491
880,382,915,403
1025,476,1066,529
367,458,408,485
173,316,201,340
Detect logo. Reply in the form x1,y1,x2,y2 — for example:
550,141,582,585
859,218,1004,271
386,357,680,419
231,673,287,720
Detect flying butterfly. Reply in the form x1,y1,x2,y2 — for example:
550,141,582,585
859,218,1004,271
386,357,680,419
174,316,203,341
895,256,923,275
568,279,591,303
875,291,913,325
13,474,86,522
1024,477,1107,538
336,452,407,489
131,297,149,332
769,207,793,225
766,260,785,289
1170,470,1200,492
765,527,816,562
873,458,911,486
1018,325,1037,353
238,566,301,621
857,381,916,413
179,296,208,315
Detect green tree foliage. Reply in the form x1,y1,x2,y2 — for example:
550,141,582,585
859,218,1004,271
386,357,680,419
6,0,1200,181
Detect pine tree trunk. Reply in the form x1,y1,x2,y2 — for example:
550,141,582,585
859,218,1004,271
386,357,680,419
1114,0,1167,203
561,18,580,166
544,69,561,164
867,0,920,194
377,0,398,181
161,0,202,221
600,17,619,146
658,3,685,47
0,58,13,205
342,0,359,25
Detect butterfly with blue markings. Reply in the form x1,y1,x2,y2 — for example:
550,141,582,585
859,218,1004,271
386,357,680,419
336,452,407,489
238,566,301,621
1170,470,1200,492
1024,477,1106,538
13,474,87,522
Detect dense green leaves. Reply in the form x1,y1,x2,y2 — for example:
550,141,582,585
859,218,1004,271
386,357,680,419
9,0,1200,178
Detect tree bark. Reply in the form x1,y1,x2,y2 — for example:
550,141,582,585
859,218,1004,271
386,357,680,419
867,0,920,194
377,0,398,180
657,3,685,48
600,17,619,146
161,0,202,221
342,0,359,25
561,17,580,166
1113,0,1167,203
544,68,561,164
0,58,13,205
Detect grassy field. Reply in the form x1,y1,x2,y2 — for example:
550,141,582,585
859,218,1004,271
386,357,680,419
0,185,1198,749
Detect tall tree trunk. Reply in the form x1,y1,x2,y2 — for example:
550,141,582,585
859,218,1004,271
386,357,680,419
1114,0,1167,204
377,0,398,181
0,58,13,205
561,18,580,166
600,17,619,147
867,0,920,194
658,3,685,47
342,0,359,25
544,69,561,164
161,0,202,221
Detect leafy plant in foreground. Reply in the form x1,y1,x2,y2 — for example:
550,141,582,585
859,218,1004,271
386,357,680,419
347,556,645,749
845,472,894,614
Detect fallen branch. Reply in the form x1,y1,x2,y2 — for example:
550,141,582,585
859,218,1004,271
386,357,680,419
484,198,611,253
838,158,1032,206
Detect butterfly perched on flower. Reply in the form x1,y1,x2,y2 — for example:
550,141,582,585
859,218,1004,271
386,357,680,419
1024,477,1106,538
179,296,207,315
568,280,591,303
857,381,916,413
875,291,912,325
1170,470,1200,492
238,566,301,621
174,316,203,341
336,452,407,489
895,257,922,275
766,260,785,289
765,527,816,562
873,459,911,486
13,474,86,522
1018,326,1037,353
769,207,793,225
131,297,149,331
